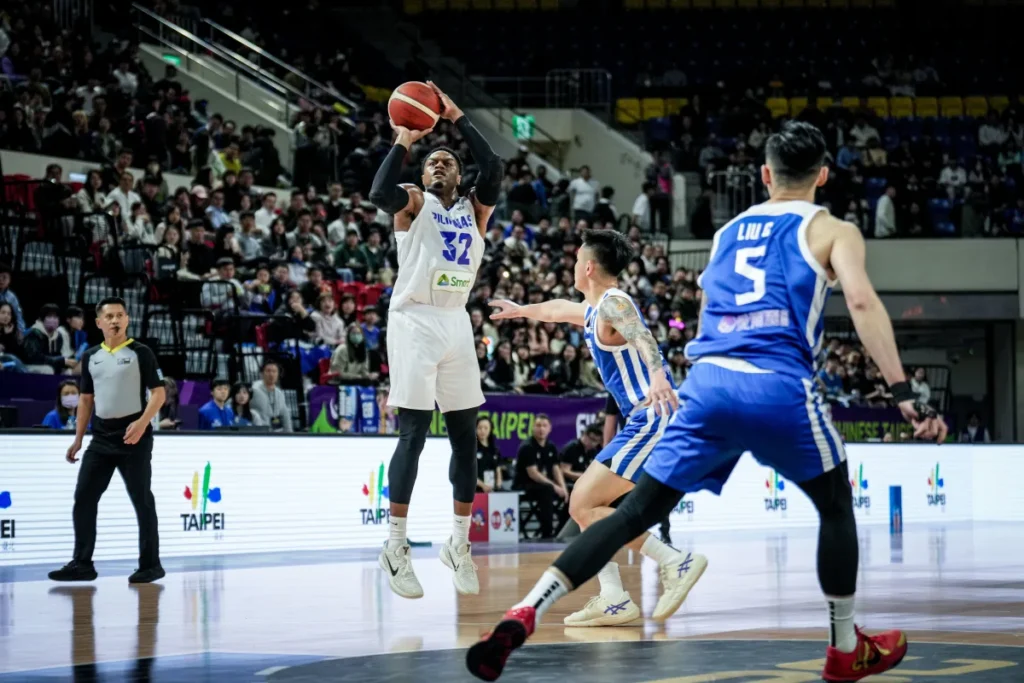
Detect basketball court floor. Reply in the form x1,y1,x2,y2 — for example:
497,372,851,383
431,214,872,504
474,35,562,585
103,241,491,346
1,522,1021,682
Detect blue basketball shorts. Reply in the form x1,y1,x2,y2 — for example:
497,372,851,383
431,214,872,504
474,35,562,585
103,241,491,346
643,360,846,494
595,405,669,483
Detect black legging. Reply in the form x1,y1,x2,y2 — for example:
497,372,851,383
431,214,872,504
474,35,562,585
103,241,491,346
387,406,480,505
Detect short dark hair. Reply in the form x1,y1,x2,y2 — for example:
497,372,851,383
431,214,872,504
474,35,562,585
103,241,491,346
38,303,61,320
535,413,551,424
95,296,126,316
765,121,827,185
582,229,633,277
66,305,84,319
422,146,463,174
584,424,603,439
211,377,231,390
261,359,280,372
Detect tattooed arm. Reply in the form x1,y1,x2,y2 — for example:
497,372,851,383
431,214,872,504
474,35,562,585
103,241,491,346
597,296,679,415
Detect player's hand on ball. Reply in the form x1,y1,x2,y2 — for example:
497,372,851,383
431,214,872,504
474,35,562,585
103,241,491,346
427,81,462,122
390,120,434,145
488,299,522,320
646,373,679,417
66,438,82,464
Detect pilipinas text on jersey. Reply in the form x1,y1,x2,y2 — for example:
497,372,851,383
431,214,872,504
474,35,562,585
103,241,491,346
684,200,833,378
583,288,671,418
389,191,484,311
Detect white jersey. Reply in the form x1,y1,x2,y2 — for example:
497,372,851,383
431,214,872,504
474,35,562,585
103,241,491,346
389,191,484,312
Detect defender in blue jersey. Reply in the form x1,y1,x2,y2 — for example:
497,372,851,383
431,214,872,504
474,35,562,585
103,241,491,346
469,122,948,683
488,229,706,627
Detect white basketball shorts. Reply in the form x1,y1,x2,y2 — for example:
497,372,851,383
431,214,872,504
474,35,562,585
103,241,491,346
386,304,485,413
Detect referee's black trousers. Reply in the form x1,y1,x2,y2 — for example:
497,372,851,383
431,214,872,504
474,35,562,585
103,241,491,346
72,431,160,569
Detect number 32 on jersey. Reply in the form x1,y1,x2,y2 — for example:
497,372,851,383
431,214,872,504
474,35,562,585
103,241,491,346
440,231,473,265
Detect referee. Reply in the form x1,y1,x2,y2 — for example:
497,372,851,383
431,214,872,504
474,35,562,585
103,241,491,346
48,297,167,584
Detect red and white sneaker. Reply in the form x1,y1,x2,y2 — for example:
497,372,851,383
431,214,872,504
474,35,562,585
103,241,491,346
822,626,908,682
465,606,536,681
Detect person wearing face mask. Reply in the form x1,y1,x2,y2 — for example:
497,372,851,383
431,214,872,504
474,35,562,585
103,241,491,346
42,380,90,430
22,304,77,374
329,322,378,384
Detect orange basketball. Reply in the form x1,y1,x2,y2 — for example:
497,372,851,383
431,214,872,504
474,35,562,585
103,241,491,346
388,81,442,131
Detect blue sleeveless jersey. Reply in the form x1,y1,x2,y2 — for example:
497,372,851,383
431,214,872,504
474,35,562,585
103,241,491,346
685,200,832,378
583,288,670,417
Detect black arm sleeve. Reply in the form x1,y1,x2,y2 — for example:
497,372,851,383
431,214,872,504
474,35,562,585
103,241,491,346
455,115,502,207
80,349,95,395
368,144,411,215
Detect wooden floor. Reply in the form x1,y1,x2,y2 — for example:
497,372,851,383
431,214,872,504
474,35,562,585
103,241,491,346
1,522,1023,682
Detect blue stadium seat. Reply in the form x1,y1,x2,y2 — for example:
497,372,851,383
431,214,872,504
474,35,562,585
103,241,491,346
933,221,957,237
928,198,953,226
955,136,977,161
865,177,888,203
883,133,900,151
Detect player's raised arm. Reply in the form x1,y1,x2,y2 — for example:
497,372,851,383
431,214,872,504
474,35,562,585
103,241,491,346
597,296,678,415
369,123,432,224
489,298,587,326
428,81,502,230
828,217,946,442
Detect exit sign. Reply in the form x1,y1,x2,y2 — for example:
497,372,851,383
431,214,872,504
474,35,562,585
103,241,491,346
512,114,535,140
162,54,182,67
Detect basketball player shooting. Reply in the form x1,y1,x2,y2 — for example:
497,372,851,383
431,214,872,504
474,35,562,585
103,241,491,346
369,82,501,599
489,229,707,627
467,121,948,682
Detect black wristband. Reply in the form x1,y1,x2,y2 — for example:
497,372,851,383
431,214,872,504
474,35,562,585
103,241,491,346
889,381,916,404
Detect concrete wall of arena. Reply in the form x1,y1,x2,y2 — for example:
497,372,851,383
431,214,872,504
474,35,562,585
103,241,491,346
671,238,1022,294
1,150,293,205
0,436,1019,566
467,108,653,202
138,45,294,174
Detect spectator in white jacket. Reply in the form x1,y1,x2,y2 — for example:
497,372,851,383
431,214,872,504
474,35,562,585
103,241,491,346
250,360,293,432
874,185,897,238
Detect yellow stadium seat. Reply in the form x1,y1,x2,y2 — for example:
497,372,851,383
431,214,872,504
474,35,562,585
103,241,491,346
761,0,781,6
806,0,827,6
841,96,861,111
789,97,808,118
939,96,964,118
766,97,789,118
692,0,713,7
404,0,425,13
624,0,644,7
425,0,447,9
670,0,691,7
989,95,1010,113
965,96,988,118
648,0,669,8
867,97,888,118
914,97,938,118
616,98,641,125
738,0,758,7
714,0,736,7
539,0,557,7
494,0,515,8
828,0,849,5
666,97,689,115
641,98,666,119
889,96,912,116
471,0,492,7
816,96,834,110
517,0,539,8
449,0,469,7
783,0,805,7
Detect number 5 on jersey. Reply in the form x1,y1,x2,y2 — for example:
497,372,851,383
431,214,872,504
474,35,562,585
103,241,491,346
734,246,766,306
441,231,473,265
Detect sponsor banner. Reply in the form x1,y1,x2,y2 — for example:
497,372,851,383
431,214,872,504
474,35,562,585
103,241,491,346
3,437,1023,565
470,493,489,544
830,406,956,443
0,434,456,565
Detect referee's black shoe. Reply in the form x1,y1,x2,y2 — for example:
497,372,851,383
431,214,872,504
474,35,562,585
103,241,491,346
129,565,166,584
48,561,98,582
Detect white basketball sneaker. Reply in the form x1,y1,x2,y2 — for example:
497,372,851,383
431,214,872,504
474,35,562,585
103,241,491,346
652,551,707,622
564,591,640,627
379,541,424,599
439,538,479,595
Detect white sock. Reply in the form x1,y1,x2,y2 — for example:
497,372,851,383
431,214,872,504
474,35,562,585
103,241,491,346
596,562,624,599
640,534,681,565
827,595,857,653
452,514,471,548
513,570,568,624
387,516,407,551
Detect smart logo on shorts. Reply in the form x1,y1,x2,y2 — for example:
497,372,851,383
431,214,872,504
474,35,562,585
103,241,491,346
360,462,390,525
181,463,225,532
850,463,870,510
927,463,946,507
764,469,787,511
0,488,13,547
